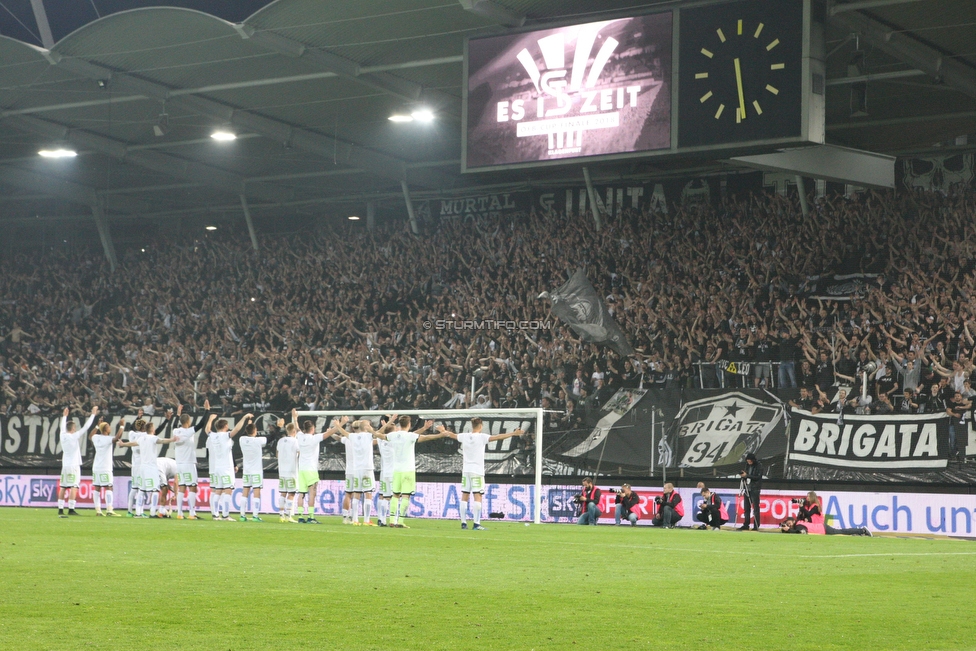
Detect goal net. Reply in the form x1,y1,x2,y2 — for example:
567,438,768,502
296,408,545,524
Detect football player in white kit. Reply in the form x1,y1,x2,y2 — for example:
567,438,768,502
375,424,395,526
89,420,123,516
238,421,267,522
276,417,300,523
205,413,252,521
156,457,178,517
373,415,444,528
119,421,176,518
332,419,378,526
293,409,345,524
57,406,98,517
437,418,524,530
171,405,201,520
336,423,355,524
125,412,148,517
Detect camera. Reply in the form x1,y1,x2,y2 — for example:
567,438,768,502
654,496,663,505
790,498,805,505
606,487,617,494
573,495,584,505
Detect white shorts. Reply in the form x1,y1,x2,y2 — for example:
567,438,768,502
141,467,160,492
60,465,81,488
242,472,264,488
176,464,198,486
461,473,485,494
345,472,375,493
132,471,144,490
379,476,394,498
279,476,297,493
209,471,234,490
92,471,114,487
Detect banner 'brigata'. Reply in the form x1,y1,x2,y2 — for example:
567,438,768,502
788,410,950,470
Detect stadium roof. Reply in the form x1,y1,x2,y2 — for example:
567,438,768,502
0,0,973,227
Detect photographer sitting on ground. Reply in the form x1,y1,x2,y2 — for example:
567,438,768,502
696,487,728,530
795,491,823,524
651,482,684,528
780,517,872,536
576,477,602,526
613,484,640,526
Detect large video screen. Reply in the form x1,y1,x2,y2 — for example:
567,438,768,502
464,14,673,171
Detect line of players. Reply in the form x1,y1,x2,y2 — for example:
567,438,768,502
58,406,525,527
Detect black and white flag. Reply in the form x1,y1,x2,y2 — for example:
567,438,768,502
788,410,950,470
542,269,635,356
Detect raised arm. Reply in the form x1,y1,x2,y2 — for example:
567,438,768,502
488,428,525,442
229,414,254,438
417,421,444,443
330,418,351,440
205,413,217,435
434,425,458,441
61,407,69,435
78,406,99,437
378,414,399,434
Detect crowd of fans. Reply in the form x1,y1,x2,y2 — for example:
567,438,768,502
1,185,975,444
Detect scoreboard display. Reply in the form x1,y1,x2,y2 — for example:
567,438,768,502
462,0,824,172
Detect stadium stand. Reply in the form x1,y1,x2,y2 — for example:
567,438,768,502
2,186,975,423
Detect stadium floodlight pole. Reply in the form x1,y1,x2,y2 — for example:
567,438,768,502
295,407,545,524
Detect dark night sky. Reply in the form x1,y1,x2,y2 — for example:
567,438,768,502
0,0,275,46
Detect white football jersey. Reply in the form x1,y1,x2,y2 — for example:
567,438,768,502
276,437,299,477
157,457,177,480
376,438,394,477
239,436,267,475
341,437,354,472
296,432,324,472
128,430,145,467
172,427,198,466
206,431,234,474
91,434,115,473
387,431,419,473
457,432,491,475
60,429,85,467
60,414,95,466
350,431,375,473
137,434,162,468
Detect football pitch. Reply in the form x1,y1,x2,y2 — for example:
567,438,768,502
1,508,974,651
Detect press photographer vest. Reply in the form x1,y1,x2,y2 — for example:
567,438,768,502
706,495,729,520
798,520,825,534
664,492,685,517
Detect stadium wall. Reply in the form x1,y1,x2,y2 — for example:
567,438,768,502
3,474,974,538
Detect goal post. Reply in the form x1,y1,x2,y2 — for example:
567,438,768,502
295,408,545,524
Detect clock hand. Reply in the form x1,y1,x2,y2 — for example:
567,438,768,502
734,57,746,121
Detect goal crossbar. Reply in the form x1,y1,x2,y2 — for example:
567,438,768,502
296,408,545,524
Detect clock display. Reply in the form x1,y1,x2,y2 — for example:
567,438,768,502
678,0,804,148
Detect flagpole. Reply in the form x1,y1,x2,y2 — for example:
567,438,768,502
650,408,655,477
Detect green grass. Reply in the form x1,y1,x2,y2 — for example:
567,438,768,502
1,508,975,651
